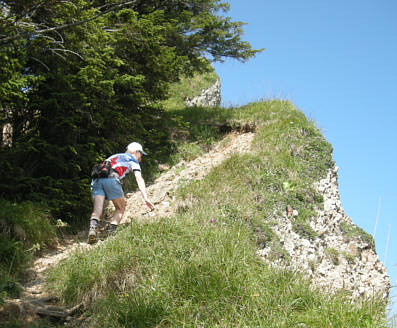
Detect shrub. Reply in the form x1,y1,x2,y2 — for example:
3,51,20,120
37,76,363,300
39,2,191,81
0,199,57,301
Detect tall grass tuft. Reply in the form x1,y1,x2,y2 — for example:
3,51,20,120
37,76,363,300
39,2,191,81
0,199,57,302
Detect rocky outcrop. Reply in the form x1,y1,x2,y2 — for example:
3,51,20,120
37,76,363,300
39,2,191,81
185,79,221,107
258,165,390,299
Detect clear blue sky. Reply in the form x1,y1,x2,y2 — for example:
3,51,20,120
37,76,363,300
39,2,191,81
214,0,397,317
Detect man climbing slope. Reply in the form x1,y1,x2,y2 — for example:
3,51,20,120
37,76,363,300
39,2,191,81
88,142,154,244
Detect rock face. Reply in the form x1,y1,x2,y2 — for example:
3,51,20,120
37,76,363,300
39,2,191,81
185,79,221,107
258,165,391,299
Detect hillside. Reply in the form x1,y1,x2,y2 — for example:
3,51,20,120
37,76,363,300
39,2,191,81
161,66,220,109
1,97,391,327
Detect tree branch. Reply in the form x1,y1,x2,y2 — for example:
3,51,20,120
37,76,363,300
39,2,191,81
48,48,84,60
6,0,48,27
0,0,138,45
29,56,50,71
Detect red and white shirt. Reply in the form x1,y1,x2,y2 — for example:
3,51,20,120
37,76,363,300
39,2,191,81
106,153,141,181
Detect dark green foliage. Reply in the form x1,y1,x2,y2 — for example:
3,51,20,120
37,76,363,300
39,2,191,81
0,0,260,225
0,199,56,257
0,199,56,302
0,272,22,302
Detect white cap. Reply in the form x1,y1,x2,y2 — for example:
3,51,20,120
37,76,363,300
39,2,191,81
127,142,147,155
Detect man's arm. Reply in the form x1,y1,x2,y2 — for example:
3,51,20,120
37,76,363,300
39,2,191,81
134,170,154,209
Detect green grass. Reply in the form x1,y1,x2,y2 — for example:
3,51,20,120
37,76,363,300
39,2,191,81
0,199,58,303
45,100,388,327
162,67,219,110
325,248,340,265
340,221,375,249
47,217,387,327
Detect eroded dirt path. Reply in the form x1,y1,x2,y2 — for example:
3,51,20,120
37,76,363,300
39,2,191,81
5,132,254,322
120,131,254,222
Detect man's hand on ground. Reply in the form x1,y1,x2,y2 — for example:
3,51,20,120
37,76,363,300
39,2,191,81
145,199,155,210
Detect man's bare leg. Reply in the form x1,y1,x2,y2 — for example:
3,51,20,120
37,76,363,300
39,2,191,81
110,197,126,225
105,197,126,236
91,195,105,220
88,195,105,244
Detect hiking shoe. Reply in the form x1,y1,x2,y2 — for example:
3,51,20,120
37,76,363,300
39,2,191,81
87,226,97,244
106,224,117,237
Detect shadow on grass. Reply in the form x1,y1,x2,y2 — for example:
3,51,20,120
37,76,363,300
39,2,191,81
95,294,168,328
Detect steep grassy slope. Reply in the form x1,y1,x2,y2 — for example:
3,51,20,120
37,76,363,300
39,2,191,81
46,101,388,327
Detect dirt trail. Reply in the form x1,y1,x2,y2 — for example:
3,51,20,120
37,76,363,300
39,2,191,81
3,131,254,322
119,131,254,223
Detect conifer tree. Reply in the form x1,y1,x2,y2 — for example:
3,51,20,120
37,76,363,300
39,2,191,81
0,0,262,223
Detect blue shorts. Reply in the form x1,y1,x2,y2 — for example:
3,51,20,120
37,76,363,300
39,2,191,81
91,178,124,200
